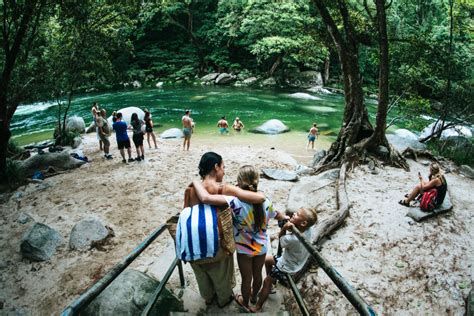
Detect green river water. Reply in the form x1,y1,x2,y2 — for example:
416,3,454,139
11,86,384,147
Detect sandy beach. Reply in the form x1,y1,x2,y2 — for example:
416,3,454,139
0,132,472,315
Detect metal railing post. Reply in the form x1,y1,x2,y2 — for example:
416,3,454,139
177,259,185,287
286,273,310,316
290,226,377,316
141,257,179,315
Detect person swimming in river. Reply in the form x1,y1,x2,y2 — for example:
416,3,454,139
232,117,245,132
217,116,230,134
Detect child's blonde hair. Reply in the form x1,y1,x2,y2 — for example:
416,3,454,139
300,207,318,230
237,165,265,230
237,165,259,192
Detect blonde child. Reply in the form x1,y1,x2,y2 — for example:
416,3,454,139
250,207,317,312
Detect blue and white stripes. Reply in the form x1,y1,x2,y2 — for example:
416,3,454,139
176,204,219,262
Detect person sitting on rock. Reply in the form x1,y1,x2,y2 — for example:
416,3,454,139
399,162,447,207
250,207,317,313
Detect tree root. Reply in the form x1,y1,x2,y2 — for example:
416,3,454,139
312,162,350,245
401,147,438,162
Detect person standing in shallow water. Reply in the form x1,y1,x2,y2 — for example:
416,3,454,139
232,117,245,132
306,123,318,150
182,109,193,150
217,116,229,134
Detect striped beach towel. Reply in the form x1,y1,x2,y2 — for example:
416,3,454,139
176,203,219,262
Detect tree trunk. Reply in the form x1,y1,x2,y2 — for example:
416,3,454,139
312,0,408,172
312,0,373,171
323,56,330,85
269,55,282,76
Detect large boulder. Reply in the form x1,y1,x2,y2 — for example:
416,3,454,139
441,136,473,159
20,223,62,261
69,217,111,250
20,150,86,177
260,77,277,87
286,71,323,88
261,168,298,182
250,119,289,135
82,269,184,315
387,129,426,152
241,77,258,86
419,122,472,141
460,165,474,179
287,169,339,213
85,122,96,133
215,73,236,85
66,116,86,133
288,92,322,101
312,149,327,168
160,128,184,139
200,73,220,82
109,107,145,126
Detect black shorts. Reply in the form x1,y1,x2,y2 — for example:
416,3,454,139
269,256,289,283
117,139,131,150
133,133,144,146
145,127,153,133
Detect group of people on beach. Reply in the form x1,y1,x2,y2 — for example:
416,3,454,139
91,103,158,163
178,152,318,312
92,102,319,160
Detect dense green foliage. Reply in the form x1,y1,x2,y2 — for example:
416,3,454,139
1,0,473,181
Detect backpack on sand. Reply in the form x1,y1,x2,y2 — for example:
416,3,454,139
420,189,438,212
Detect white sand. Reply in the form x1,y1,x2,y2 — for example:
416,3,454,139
0,133,472,314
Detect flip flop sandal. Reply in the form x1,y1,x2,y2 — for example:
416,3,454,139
398,199,410,207
234,294,252,313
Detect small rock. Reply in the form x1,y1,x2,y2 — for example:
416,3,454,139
0,260,7,270
261,168,298,182
20,223,63,261
368,160,376,170
69,217,111,250
17,212,32,224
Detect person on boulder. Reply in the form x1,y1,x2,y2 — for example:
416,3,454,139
399,162,448,207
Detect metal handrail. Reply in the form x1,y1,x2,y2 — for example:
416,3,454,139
290,226,377,316
142,257,181,315
61,224,183,316
286,273,310,316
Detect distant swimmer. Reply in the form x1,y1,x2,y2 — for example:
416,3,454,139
232,117,245,132
217,116,229,134
182,109,193,150
306,123,318,150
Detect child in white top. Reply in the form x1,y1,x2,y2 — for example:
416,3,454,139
251,207,317,312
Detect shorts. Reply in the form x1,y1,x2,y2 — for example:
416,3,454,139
133,133,144,146
219,127,229,134
308,135,316,142
269,256,289,283
145,127,153,133
183,127,192,138
99,135,110,147
117,139,131,150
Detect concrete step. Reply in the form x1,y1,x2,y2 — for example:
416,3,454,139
143,239,289,314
